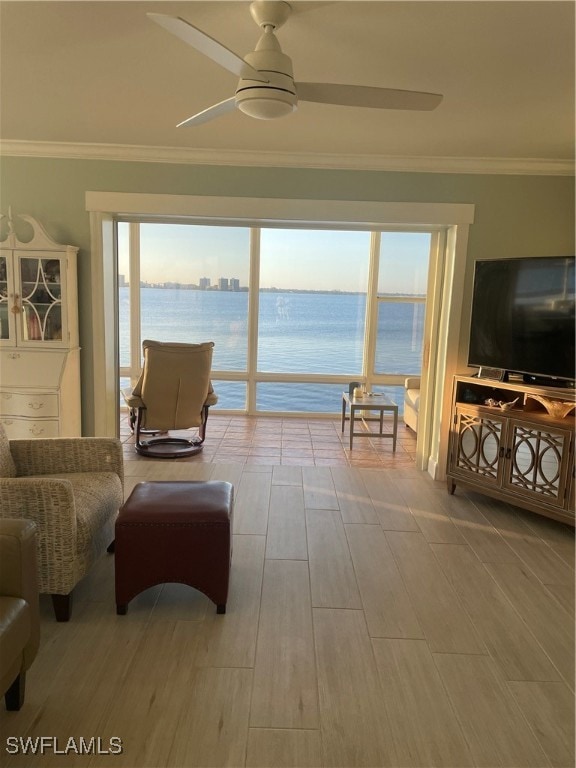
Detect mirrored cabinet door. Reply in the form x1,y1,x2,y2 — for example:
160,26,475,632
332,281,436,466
453,409,505,486
505,421,571,503
16,255,64,344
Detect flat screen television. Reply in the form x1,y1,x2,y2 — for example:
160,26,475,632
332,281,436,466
468,256,575,385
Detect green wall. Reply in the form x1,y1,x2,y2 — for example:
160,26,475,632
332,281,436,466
1,156,574,434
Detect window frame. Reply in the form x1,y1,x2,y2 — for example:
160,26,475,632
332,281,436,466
87,192,474,477
118,220,432,417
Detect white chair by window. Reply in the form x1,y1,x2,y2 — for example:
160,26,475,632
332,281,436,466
403,377,421,433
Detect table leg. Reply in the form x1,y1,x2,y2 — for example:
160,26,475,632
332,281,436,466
392,408,398,451
341,397,347,433
350,407,355,449
379,409,384,436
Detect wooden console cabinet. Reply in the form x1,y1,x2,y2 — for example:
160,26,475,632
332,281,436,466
447,375,575,526
0,211,81,438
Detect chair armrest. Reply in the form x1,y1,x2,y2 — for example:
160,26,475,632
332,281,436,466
205,382,218,407
0,519,40,666
0,519,38,600
9,438,124,489
121,388,144,410
404,377,421,390
0,478,77,537
0,478,78,593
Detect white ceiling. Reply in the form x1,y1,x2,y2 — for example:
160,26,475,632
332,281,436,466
1,1,574,170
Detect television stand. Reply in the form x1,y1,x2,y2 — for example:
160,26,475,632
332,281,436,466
447,375,575,526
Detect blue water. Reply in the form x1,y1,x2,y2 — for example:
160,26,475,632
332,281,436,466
119,288,423,412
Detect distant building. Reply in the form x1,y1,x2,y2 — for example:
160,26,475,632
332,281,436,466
118,274,127,287
230,278,240,291
218,278,229,291
199,277,211,290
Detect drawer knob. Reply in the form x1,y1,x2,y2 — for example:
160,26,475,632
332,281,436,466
28,401,44,411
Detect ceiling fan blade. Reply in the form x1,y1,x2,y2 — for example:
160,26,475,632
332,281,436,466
147,13,268,83
177,97,237,128
296,82,443,111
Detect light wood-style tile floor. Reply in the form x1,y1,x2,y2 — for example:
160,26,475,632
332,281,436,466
1,429,574,768
119,413,418,469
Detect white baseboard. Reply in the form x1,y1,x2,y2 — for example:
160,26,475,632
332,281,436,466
427,456,439,480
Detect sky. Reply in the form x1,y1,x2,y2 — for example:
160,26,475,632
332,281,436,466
117,223,431,294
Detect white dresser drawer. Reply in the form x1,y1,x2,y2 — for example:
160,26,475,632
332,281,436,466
0,350,67,388
0,417,60,439
0,390,59,418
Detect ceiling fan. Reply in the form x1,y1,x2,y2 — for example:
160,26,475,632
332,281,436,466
148,1,443,127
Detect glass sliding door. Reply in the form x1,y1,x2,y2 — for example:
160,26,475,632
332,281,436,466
257,228,370,412
369,232,431,408
117,222,132,398
139,224,250,373
118,222,251,410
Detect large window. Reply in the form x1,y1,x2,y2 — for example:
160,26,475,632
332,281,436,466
374,233,430,376
119,224,250,372
118,222,432,415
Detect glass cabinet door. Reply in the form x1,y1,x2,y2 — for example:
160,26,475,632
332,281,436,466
16,255,64,343
0,252,12,342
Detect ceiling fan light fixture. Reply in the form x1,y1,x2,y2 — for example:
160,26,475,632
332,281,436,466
237,93,296,119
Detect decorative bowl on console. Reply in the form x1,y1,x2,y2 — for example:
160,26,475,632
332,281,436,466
525,394,576,419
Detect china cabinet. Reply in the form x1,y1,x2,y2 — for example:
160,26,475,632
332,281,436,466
0,210,80,438
447,375,575,526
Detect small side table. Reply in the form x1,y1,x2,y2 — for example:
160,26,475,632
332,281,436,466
341,392,398,450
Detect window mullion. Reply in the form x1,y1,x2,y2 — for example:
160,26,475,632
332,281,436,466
129,222,141,383
363,231,381,389
246,227,260,414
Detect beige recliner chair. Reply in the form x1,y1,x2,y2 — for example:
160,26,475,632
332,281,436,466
123,339,218,458
0,518,40,710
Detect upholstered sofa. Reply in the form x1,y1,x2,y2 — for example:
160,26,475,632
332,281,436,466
0,425,124,621
0,518,40,710
403,377,421,433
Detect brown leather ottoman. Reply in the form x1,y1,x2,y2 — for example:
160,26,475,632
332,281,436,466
114,480,233,615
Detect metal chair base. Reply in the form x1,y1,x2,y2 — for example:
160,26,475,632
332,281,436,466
135,437,204,459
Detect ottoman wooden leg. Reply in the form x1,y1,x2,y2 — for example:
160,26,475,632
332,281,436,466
117,604,128,616
217,603,226,614
52,593,72,622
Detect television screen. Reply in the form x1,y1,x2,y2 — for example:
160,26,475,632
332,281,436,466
468,256,575,383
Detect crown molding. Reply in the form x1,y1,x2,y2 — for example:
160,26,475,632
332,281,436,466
0,140,573,176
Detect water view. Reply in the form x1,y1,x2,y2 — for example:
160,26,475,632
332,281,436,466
119,287,424,413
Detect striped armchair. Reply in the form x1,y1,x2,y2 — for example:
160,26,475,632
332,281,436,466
0,425,124,621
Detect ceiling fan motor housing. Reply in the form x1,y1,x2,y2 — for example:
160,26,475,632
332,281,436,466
235,29,297,119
